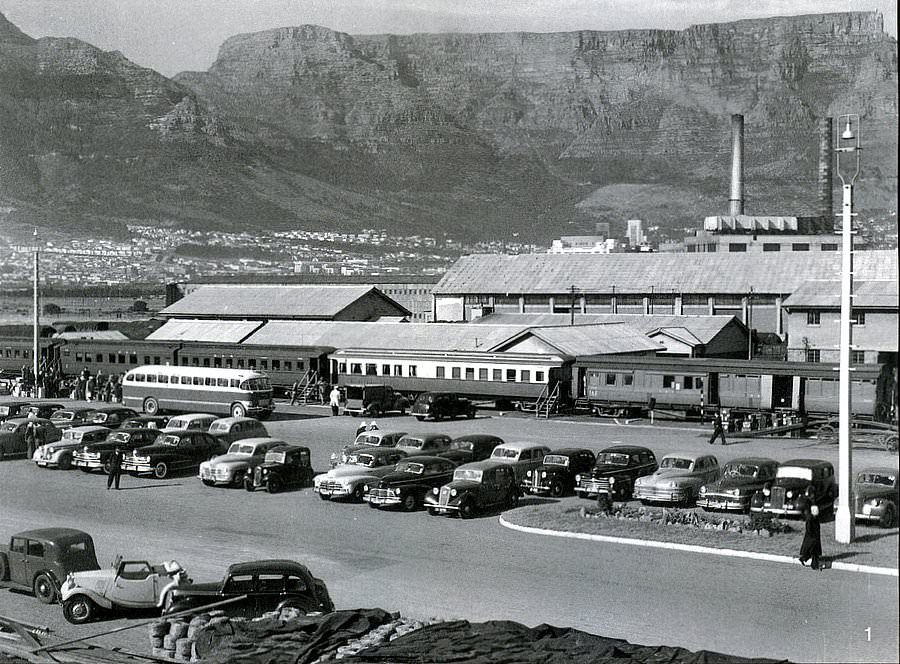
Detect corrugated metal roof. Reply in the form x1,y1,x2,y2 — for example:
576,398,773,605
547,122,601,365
474,313,740,344
433,251,898,295
160,285,398,319
783,280,899,309
242,321,533,352
53,330,129,341
145,320,264,343
517,324,661,356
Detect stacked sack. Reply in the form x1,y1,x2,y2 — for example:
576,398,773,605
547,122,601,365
149,610,226,661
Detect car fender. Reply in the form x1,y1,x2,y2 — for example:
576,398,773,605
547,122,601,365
60,584,114,609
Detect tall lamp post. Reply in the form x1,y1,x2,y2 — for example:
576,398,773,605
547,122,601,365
834,113,860,544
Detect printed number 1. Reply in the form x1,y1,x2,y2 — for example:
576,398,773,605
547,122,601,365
865,627,871,642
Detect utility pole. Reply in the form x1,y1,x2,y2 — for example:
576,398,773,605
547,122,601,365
568,284,578,326
747,286,753,360
32,228,40,397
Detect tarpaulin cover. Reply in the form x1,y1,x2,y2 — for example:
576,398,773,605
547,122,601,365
193,609,395,664
343,619,794,664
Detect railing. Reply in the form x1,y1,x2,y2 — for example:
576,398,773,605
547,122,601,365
291,370,319,404
534,382,561,419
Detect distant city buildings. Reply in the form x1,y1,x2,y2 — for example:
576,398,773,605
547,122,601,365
627,219,646,248
659,215,842,253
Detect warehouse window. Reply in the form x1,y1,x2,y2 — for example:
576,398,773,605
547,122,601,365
792,243,810,252
852,312,866,326
728,243,747,252
451,367,461,379
436,366,445,378
806,350,821,363
807,311,820,326
851,350,866,364
763,243,781,252
821,243,838,251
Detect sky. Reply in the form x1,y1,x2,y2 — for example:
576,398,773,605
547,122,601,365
0,0,895,77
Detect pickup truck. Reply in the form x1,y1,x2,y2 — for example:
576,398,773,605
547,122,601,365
341,384,409,417
0,528,101,603
163,559,333,618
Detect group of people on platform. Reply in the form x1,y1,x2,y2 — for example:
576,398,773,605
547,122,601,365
8,364,124,403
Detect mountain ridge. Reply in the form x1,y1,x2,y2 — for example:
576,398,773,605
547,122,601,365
1,10,896,243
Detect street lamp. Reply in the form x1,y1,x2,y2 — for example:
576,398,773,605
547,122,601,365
834,113,860,544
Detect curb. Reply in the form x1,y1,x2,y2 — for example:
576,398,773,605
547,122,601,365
498,516,898,577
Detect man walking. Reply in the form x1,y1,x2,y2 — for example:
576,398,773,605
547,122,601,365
708,411,727,445
107,447,124,490
329,386,342,416
24,413,37,459
290,379,301,405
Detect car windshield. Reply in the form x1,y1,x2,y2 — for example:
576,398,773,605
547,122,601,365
858,472,896,487
543,455,570,467
356,434,381,445
723,463,760,479
417,394,436,404
1,422,18,432
110,432,131,443
597,453,630,466
166,419,188,430
265,450,287,464
776,466,814,481
0,406,10,416
93,413,110,422
450,440,474,451
227,443,256,455
62,431,83,441
453,468,483,482
394,461,424,474
399,437,424,449
52,411,75,421
349,454,376,467
660,457,693,470
160,435,181,447
210,422,230,432
491,447,520,460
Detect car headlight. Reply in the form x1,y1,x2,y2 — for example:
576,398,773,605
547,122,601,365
786,490,794,499
609,477,616,485
432,487,439,495
763,488,770,496
666,481,677,489
450,488,457,497
330,453,337,460
699,485,707,494
541,471,547,479
363,484,369,493
575,474,581,483
388,488,397,496
83,446,88,452
262,468,268,476
133,449,139,457
871,498,884,506
731,488,742,496
526,470,532,477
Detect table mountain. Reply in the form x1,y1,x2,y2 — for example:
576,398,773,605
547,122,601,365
1,11,896,242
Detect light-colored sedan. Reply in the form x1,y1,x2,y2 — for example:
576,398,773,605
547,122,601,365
633,452,720,506
330,430,407,468
198,437,284,487
487,442,552,482
33,425,110,469
315,447,408,501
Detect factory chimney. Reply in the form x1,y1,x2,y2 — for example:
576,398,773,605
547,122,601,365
729,114,744,216
818,117,834,224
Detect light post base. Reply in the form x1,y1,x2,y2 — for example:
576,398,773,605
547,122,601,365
834,505,855,544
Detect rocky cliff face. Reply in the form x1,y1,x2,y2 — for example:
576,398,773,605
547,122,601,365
1,11,896,241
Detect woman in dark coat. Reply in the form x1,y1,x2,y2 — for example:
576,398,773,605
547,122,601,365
798,487,823,570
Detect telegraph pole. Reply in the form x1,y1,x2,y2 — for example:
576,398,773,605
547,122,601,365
32,228,40,397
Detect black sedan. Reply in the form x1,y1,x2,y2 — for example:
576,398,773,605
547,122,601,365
364,456,457,511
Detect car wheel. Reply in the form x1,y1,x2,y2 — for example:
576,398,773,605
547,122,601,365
244,478,255,492
201,479,215,487
318,491,330,501
143,397,159,415
401,493,418,512
459,500,476,519
102,459,113,475
58,454,72,470
880,504,896,528
434,411,443,421
507,490,519,509
152,462,169,480
231,403,247,418
267,476,283,494
368,500,378,509
427,507,439,516
467,408,475,419
549,481,565,498
33,573,58,604
63,595,97,624
352,485,366,502
681,489,693,508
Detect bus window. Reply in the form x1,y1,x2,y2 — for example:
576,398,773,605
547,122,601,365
158,375,169,384
193,377,203,386
205,377,215,386
147,375,158,383
181,376,191,385
135,374,145,382
231,379,240,387
217,378,228,387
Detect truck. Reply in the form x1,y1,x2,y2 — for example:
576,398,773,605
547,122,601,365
342,384,409,417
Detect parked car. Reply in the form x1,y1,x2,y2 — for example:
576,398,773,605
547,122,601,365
521,447,597,497
342,384,409,417
633,452,720,506
207,416,269,445
25,403,65,419
697,457,779,512
34,425,110,469
574,445,658,500
0,528,100,604
487,442,552,482
162,413,218,433
120,415,170,430
365,456,458,511
315,447,408,501
0,417,61,461
411,392,476,421
245,445,314,494
443,434,505,465
0,401,31,422
198,437,284,487
50,407,98,431
121,430,224,479
395,432,453,457
60,558,191,624
90,406,140,430
750,459,836,518
163,560,333,618
425,461,520,518
330,430,407,468
845,467,898,527
73,427,162,473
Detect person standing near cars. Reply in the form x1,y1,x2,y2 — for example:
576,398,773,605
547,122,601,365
708,410,727,445
107,447,124,490
290,379,301,405
329,385,342,416
24,412,37,459
798,487,823,570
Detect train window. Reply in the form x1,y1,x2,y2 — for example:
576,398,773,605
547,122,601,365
663,375,675,388
191,358,199,367
338,362,347,374
144,356,150,365
452,367,461,379
605,373,616,386
147,375,157,383
394,365,403,376
108,354,116,363
96,353,103,363
684,376,694,389
75,353,83,362
365,364,377,375
295,361,302,371
623,374,633,386
158,375,169,384
493,369,502,381
506,369,516,382
436,366,445,378
203,358,211,368
260,360,267,370
153,356,161,365
409,365,417,377
84,354,92,363
350,363,362,375
536,370,544,382
130,354,137,364
181,376,191,385
118,354,125,364
217,378,228,387
807,311,820,325
521,370,530,382
465,368,475,380
479,368,487,380
272,360,281,370
233,359,242,368
247,359,255,369
214,357,222,368
382,365,391,376
225,358,233,368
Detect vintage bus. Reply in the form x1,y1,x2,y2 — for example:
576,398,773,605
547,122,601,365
122,365,274,419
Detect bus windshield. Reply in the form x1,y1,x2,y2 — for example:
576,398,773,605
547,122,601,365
240,378,271,391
